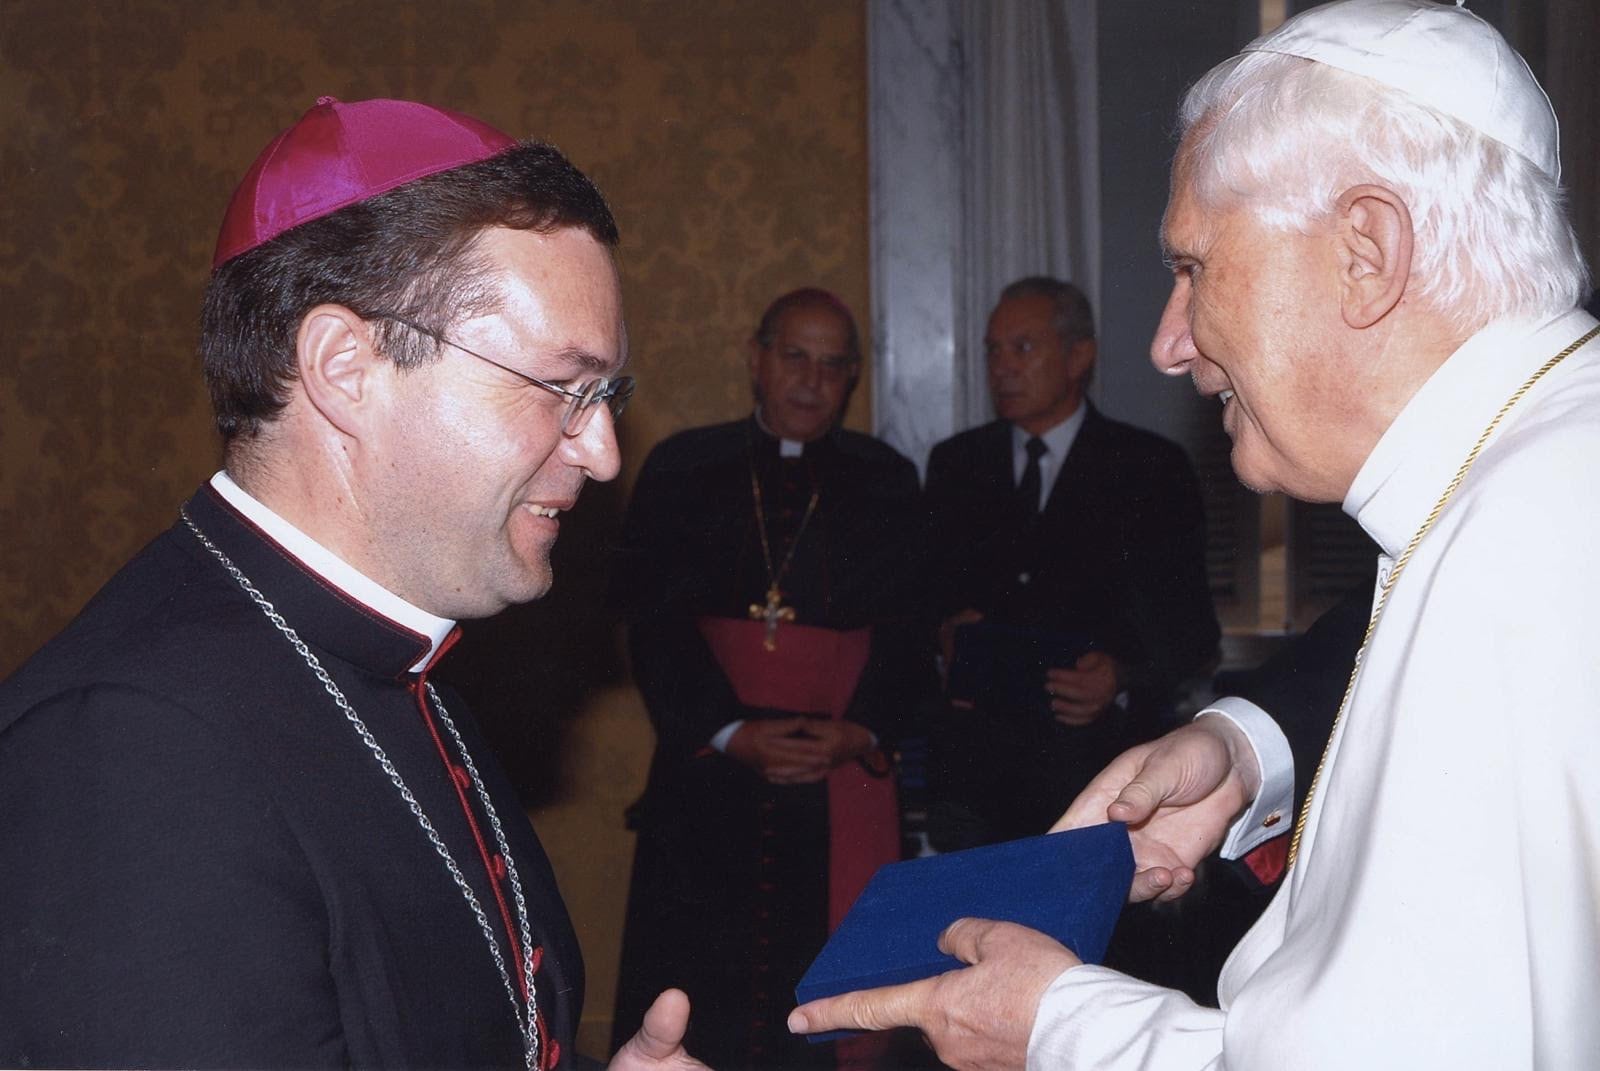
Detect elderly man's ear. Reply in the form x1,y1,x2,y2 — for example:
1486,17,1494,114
1335,184,1414,330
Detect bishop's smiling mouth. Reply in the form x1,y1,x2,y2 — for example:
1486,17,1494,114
526,505,561,518
1218,389,1235,405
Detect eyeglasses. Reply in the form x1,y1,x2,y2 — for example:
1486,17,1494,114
371,313,634,436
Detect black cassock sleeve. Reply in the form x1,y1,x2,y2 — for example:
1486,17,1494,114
1228,575,1375,822
611,441,749,759
834,448,939,750
0,684,346,1069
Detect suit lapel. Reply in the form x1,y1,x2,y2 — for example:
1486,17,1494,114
981,419,1018,503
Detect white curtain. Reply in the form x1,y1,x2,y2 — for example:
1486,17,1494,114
957,0,1099,428
867,0,1099,467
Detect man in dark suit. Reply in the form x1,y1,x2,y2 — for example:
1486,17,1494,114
924,276,1220,845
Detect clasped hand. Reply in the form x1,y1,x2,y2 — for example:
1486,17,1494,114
1052,716,1260,901
726,717,874,784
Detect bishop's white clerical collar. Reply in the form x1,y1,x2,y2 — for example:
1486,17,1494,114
209,470,456,673
752,408,808,457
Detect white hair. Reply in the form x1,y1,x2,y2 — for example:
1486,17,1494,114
1178,53,1589,333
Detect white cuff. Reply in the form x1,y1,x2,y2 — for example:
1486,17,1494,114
1197,698,1294,859
709,720,744,752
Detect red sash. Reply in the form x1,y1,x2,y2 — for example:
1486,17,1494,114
696,617,900,932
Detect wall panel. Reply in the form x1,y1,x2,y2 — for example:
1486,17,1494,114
0,0,869,1055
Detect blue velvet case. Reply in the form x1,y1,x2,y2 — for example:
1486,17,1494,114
795,823,1134,1034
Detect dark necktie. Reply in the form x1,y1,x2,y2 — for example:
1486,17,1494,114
1016,436,1047,515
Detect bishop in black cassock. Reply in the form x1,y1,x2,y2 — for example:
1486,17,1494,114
610,418,929,1068
0,482,584,1068
2,96,697,1071
610,291,933,1070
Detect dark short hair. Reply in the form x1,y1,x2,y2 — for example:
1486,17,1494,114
201,142,619,441
997,276,1095,344
751,287,862,364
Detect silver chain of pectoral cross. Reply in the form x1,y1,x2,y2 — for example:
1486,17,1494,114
181,509,540,1071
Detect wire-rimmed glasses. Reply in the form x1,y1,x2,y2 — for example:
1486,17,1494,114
371,312,634,436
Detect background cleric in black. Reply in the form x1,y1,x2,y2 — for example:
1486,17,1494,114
609,288,936,1070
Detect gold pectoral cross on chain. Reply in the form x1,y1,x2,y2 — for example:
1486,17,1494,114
749,584,797,651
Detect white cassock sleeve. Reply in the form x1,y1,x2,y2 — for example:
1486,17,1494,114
1028,966,1223,1070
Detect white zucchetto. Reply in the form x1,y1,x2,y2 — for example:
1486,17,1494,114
1245,0,1560,182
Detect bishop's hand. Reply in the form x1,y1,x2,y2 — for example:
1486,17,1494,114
796,718,875,769
726,717,831,784
1051,717,1259,902
726,717,875,784
608,989,711,1071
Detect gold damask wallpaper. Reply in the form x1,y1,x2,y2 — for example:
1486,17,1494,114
1,0,870,666
1,0,869,1052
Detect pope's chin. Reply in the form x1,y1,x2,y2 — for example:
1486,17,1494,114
1230,456,1280,496
1225,430,1285,498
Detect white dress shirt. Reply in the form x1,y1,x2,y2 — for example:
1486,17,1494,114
1010,403,1088,511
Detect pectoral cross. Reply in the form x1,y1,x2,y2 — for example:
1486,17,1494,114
748,584,796,651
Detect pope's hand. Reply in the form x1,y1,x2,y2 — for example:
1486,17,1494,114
1051,717,1260,902
787,918,1079,1071
608,989,711,1071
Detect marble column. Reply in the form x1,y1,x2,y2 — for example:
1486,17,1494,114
868,0,1101,473
867,0,965,474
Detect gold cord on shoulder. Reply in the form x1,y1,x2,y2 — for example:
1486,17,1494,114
1285,324,1600,873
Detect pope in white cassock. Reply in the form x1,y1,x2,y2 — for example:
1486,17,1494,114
788,1,1600,1068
